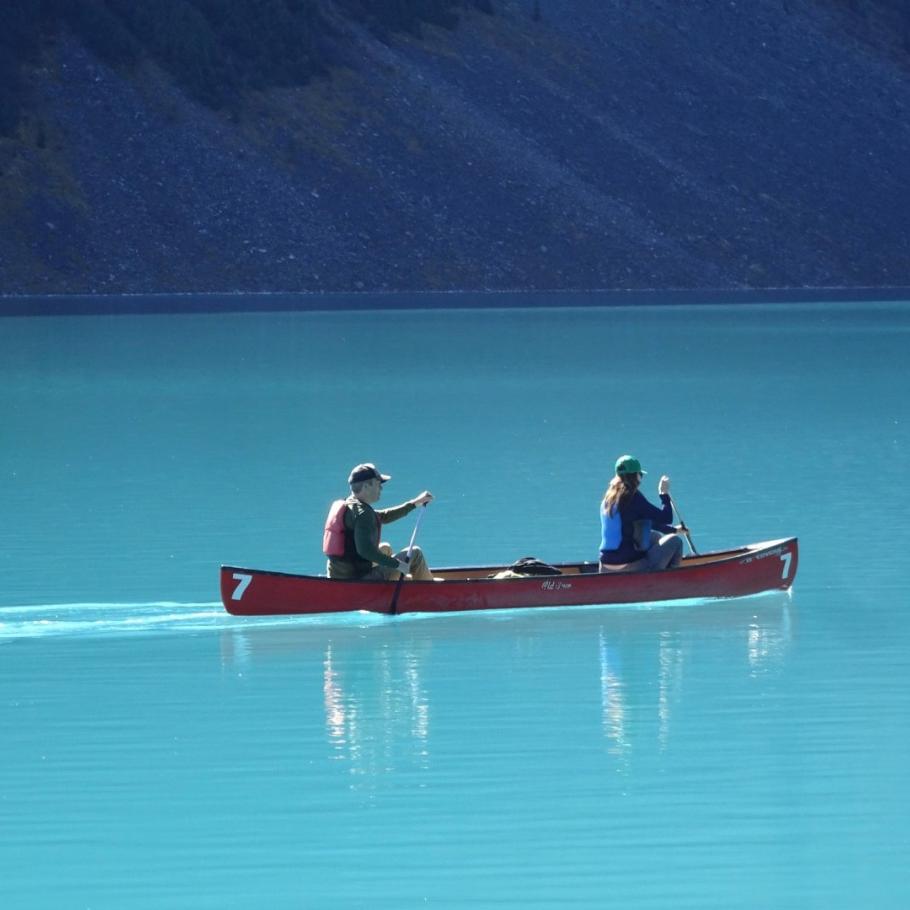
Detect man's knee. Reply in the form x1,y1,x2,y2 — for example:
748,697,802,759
400,546,432,580
405,546,425,568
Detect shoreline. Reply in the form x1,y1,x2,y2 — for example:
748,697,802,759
2,286,909,317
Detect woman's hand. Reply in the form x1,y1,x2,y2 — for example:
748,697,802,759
658,475,670,496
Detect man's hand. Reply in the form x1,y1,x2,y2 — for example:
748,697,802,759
396,558,411,575
411,491,434,507
658,475,671,496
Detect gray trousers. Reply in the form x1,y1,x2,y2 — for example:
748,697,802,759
645,531,683,570
599,532,683,573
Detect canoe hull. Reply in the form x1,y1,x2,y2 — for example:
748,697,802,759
221,537,798,617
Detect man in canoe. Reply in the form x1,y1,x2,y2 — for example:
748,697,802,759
324,463,434,581
599,455,688,572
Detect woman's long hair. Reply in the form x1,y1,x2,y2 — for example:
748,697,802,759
603,473,640,516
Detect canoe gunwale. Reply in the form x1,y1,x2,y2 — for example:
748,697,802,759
222,539,784,584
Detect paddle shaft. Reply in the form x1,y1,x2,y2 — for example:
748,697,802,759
670,497,698,555
389,504,427,615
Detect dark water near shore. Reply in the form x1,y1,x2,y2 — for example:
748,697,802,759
1,301,908,908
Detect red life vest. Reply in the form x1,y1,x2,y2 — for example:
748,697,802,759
323,500,349,556
323,499,383,560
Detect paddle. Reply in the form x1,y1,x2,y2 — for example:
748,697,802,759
670,496,698,555
389,503,427,615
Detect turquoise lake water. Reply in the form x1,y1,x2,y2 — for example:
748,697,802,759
1,301,908,908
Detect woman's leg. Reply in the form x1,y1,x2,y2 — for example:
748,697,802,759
646,532,683,570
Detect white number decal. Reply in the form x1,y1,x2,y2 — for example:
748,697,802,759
232,573,253,601
779,552,792,580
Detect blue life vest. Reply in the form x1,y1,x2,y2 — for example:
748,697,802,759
600,503,622,551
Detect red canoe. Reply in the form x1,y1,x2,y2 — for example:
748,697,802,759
221,537,798,617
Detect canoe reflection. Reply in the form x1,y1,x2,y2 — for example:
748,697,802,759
219,592,794,777
597,596,795,760
322,640,431,772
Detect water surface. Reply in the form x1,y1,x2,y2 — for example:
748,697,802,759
1,301,908,908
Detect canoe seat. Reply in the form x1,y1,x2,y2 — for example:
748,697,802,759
598,560,647,574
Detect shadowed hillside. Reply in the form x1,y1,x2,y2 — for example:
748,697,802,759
1,0,909,296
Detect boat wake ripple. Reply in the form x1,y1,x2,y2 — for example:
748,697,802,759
0,600,386,642
0,601,226,641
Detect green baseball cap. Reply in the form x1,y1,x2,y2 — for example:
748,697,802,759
615,455,646,476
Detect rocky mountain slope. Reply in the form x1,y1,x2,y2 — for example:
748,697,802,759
2,0,909,296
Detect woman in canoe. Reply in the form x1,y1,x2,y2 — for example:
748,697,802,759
599,455,687,572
